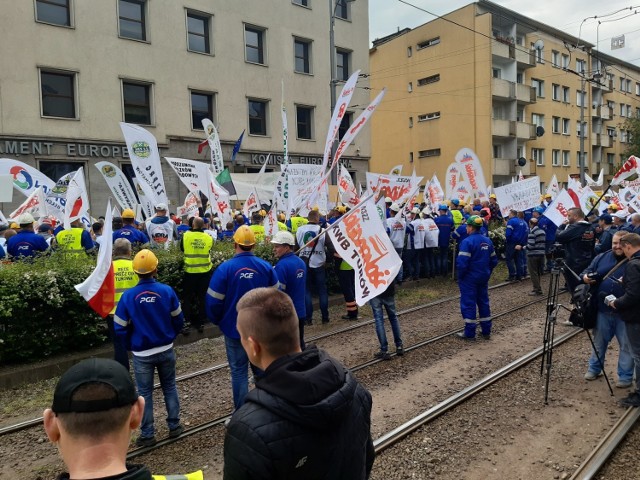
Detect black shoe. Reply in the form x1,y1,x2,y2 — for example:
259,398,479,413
620,392,640,407
321,319,330,325
305,319,313,326
341,314,358,320
455,332,476,341
528,291,543,296
169,425,184,438
181,326,191,336
374,350,391,360
506,276,516,282
135,435,157,447
481,334,491,340
396,346,404,356
197,325,204,333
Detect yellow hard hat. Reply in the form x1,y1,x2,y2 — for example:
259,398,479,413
277,213,286,222
122,208,135,219
233,225,256,246
489,194,496,199
132,249,159,274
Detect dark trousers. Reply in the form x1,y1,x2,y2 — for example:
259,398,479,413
337,268,358,317
403,249,418,279
421,248,436,277
527,255,544,292
182,270,212,329
107,314,129,370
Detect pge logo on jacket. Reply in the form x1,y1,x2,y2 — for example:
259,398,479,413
135,291,161,304
236,267,258,279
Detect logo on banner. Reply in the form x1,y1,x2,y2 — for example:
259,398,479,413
9,166,32,190
101,165,116,178
132,141,151,158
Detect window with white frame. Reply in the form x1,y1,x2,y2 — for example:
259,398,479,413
531,78,544,97
621,130,628,143
636,82,640,95
551,50,559,67
532,148,544,166
552,149,560,166
607,127,616,138
576,59,586,73
562,86,570,103
552,116,560,133
552,83,560,101
562,54,569,69
576,90,586,107
562,150,570,167
531,113,544,127
576,120,586,137
562,118,570,135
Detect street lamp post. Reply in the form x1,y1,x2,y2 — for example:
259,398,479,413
579,75,586,185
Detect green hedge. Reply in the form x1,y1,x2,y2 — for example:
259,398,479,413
0,242,339,364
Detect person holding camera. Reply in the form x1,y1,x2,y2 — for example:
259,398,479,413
608,233,640,407
581,231,632,387
555,207,596,292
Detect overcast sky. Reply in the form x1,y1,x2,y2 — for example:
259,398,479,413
369,0,640,66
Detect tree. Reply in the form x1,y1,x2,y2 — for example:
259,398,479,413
622,116,640,158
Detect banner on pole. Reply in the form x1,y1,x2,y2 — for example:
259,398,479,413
425,174,445,206
455,148,489,201
177,191,200,218
0,158,55,197
165,157,210,194
543,189,574,227
612,155,639,186
95,161,137,210
494,177,541,216
201,119,225,174
445,163,459,200
365,172,423,204
338,165,359,208
9,186,47,220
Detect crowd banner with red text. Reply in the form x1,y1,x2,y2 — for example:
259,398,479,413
445,163,460,200
338,165,359,207
621,178,640,189
264,191,280,238
243,188,260,219
453,179,472,205
546,174,560,198
365,172,423,204
9,186,47,220
177,191,200,218
321,70,361,171
454,148,489,201
493,176,541,216
618,186,640,212
425,174,445,207
63,167,91,229
201,119,225,175
207,170,232,226
0,158,55,197
543,189,575,227
164,157,210,194
119,122,168,207
612,156,639,186
95,161,137,210
326,197,401,306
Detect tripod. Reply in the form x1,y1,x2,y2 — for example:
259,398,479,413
540,264,614,404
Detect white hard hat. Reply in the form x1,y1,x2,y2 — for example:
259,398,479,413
412,207,420,214
155,203,168,211
270,230,296,246
389,203,400,212
384,196,392,203
421,207,430,215
17,213,35,225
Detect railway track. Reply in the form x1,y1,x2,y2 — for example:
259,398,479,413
0,280,518,437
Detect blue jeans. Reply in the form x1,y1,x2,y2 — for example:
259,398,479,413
132,349,180,438
505,243,523,278
588,311,633,382
437,245,449,276
225,336,250,410
306,266,329,321
625,323,640,394
370,296,402,352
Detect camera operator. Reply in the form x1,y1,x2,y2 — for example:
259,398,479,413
555,207,595,292
609,233,640,407
581,231,632,387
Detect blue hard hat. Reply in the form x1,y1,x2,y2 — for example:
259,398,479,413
438,204,448,211
534,206,545,214
451,198,460,206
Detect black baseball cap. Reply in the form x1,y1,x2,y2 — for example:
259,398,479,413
52,358,138,414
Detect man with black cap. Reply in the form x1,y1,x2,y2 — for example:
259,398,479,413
595,213,616,254
43,358,151,479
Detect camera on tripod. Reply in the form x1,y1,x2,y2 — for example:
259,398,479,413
550,242,565,260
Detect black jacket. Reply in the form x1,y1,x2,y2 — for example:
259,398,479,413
223,346,375,480
614,251,640,323
57,465,152,480
555,221,595,273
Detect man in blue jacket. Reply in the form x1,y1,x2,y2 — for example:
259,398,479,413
505,209,527,281
434,205,454,277
456,216,498,340
6,213,49,260
206,225,280,410
113,208,149,247
114,249,184,447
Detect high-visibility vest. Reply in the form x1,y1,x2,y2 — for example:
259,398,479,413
290,216,308,233
451,209,463,228
152,471,203,480
183,231,213,273
55,228,84,256
277,221,288,231
249,224,265,243
111,258,137,314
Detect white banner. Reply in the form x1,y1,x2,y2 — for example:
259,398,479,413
365,172,423,204
207,170,232,226
63,167,91,229
0,158,55,197
9,186,47,220
577,186,601,216
455,148,489,201
425,174,445,206
585,169,604,188
445,163,460,200
543,189,575,227
45,172,74,220
243,188,260,219
321,69,361,171
327,197,401,305
132,177,154,220
287,164,325,213
201,119,224,175
612,155,639,186
621,178,640,189
338,165,359,208
95,161,137,210
119,122,168,207
264,191,279,238
281,89,289,166
177,191,200,218
452,179,472,204
389,164,403,176
546,174,560,198
494,176,541,216
618,186,640,210
164,157,210,194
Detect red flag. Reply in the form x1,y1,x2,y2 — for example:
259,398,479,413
197,139,208,154
612,156,639,186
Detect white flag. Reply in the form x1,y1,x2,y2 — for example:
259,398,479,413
0,158,55,197
338,165,359,208
132,178,154,220
63,167,91,230
425,174,445,206
445,163,460,200
95,161,137,210
165,157,210,194
10,186,47,220
546,175,560,198
281,83,289,165
207,170,232,226
455,148,489,200
612,156,640,186
578,186,600,216
201,119,225,175
243,188,261,219
543,189,575,227
585,169,604,188
0,209,8,225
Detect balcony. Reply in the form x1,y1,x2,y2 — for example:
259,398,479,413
493,158,513,176
492,78,513,99
515,121,536,140
491,38,515,60
515,48,536,68
491,120,536,140
515,83,536,104
592,105,612,120
492,119,512,138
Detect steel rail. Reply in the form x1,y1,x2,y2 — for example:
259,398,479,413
373,329,582,453
568,407,640,480
0,281,517,437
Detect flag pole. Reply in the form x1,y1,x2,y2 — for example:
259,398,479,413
584,184,612,218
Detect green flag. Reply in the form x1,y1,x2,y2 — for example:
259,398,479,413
216,168,237,196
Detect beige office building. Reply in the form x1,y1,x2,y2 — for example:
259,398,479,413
0,0,370,214
370,0,640,191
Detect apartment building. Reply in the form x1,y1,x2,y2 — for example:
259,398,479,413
369,0,640,190
0,0,370,213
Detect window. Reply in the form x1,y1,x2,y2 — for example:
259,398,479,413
119,0,146,41
607,153,615,165
407,46,412,57
620,77,626,91
417,37,440,50
334,0,350,20
248,99,268,136
561,54,569,69
562,118,570,135
336,48,350,81
621,130,628,143
294,38,312,74
407,82,413,92
562,150,570,167
576,120,585,137
492,68,501,79
516,72,523,84
39,161,82,183
186,11,211,54
493,145,501,158
418,111,440,122
296,105,314,140
607,127,616,138
408,116,413,128
552,84,560,101
40,70,76,119
531,113,544,128
636,82,640,95
532,148,544,166
552,116,560,133
418,149,441,158
36,0,71,26
552,149,560,166
418,74,440,86
533,43,543,63
531,78,544,97
562,86,570,103
576,59,586,73
292,0,309,5
245,25,265,64
577,152,588,168
190,91,214,130
122,81,152,124
576,90,586,107
409,152,414,163
338,111,352,140
626,79,631,92
551,50,559,67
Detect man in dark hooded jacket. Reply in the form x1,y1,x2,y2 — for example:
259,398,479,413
224,288,374,479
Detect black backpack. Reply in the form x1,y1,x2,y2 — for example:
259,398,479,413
568,284,597,329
